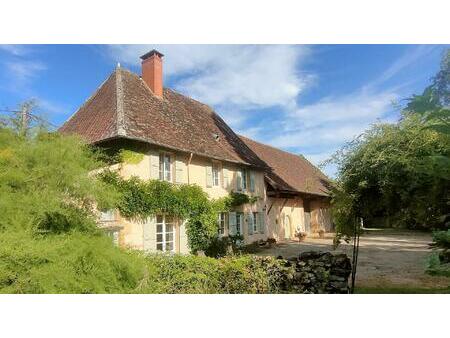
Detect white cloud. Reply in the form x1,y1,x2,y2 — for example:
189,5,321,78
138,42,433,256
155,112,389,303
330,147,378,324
107,44,313,111
251,88,400,178
0,44,30,56
269,89,397,149
106,44,423,178
367,45,437,89
288,90,396,129
4,60,46,90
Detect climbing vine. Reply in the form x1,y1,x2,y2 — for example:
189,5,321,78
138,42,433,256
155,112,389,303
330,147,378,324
118,149,144,164
99,170,257,254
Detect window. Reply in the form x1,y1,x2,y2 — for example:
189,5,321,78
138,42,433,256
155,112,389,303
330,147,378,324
218,213,226,235
100,209,115,222
159,153,172,182
252,212,258,232
156,215,175,252
249,171,255,192
236,169,247,191
212,162,220,186
241,169,247,191
236,212,243,235
105,229,119,246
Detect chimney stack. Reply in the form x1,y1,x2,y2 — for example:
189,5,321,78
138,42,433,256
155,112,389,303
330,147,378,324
140,49,164,98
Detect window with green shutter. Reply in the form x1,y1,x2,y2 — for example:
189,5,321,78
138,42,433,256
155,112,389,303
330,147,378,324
206,165,213,187
249,171,255,192
229,212,237,235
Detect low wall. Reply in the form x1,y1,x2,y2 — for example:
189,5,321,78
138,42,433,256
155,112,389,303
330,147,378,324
273,251,352,294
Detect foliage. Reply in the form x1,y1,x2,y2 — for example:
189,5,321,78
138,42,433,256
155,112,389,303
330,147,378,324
426,252,450,277
0,230,146,294
139,254,289,294
430,229,450,250
225,191,258,207
329,50,450,236
204,234,246,258
99,171,255,255
0,228,292,294
427,230,450,277
0,127,118,234
118,149,144,164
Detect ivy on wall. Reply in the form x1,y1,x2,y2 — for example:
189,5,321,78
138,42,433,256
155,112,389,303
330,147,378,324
118,149,145,164
99,170,257,253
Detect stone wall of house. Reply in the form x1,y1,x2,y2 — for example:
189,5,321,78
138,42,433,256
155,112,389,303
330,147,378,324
277,251,352,294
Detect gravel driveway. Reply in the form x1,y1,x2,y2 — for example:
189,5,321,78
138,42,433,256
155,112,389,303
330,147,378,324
256,229,450,289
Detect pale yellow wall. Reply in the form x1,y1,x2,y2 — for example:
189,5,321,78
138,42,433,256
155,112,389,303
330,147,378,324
310,199,333,232
266,197,305,241
100,145,332,251
108,145,267,253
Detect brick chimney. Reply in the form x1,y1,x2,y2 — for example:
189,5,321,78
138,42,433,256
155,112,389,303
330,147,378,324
140,49,164,98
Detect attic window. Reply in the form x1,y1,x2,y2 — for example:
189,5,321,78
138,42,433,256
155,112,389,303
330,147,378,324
212,133,220,141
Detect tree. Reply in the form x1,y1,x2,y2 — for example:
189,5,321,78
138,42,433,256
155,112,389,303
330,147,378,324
330,49,450,236
0,108,117,234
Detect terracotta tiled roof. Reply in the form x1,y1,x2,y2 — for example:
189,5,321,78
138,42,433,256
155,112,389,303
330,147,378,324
239,135,330,197
59,67,268,168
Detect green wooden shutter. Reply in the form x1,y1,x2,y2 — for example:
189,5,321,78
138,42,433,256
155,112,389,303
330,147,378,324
149,151,160,180
258,212,265,234
175,156,186,184
143,216,156,252
222,168,229,188
228,212,237,235
249,171,255,192
247,212,254,235
206,165,213,187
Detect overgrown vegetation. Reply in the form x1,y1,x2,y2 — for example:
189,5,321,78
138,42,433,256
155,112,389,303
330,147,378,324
99,170,256,255
329,50,449,243
0,127,117,234
427,230,450,277
0,108,274,293
0,230,292,294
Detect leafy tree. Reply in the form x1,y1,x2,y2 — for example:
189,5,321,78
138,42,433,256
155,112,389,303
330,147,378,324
330,49,450,237
0,114,117,234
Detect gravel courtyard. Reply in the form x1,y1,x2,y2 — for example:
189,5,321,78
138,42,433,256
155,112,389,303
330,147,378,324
256,229,450,289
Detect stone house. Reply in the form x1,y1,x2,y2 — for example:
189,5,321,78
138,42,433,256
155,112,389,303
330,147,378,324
59,50,331,254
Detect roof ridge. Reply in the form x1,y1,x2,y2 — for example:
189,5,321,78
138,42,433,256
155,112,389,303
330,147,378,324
239,134,329,180
58,72,113,130
238,134,302,158
115,67,126,136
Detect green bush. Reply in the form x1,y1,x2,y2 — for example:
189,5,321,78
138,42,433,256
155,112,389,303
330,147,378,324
0,128,118,234
139,254,289,294
0,230,146,294
0,228,294,294
427,230,450,277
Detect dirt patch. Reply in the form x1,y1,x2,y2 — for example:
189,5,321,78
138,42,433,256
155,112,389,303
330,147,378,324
256,229,450,289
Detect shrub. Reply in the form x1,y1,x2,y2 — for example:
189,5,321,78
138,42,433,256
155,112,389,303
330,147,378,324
0,228,294,294
0,230,146,294
427,230,450,277
0,128,118,234
136,254,289,294
204,236,230,258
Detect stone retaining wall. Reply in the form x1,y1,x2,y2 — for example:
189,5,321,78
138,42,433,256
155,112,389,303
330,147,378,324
279,251,352,294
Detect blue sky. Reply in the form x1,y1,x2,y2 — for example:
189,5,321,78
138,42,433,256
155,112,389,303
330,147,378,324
0,44,447,176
